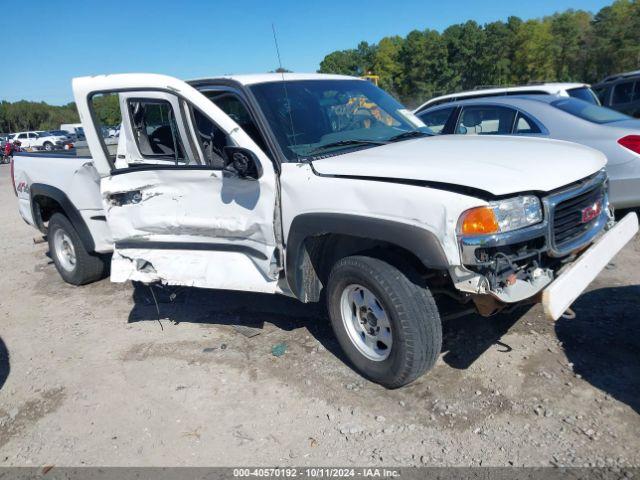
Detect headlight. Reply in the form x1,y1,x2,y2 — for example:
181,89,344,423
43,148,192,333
458,195,543,236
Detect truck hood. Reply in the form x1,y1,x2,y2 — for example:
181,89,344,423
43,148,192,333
311,135,607,196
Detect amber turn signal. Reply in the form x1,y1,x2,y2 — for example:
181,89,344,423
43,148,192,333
459,206,500,235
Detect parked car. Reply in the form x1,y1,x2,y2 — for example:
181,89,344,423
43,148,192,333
11,131,67,151
593,70,640,118
10,73,638,388
415,95,640,209
48,129,74,140
415,83,600,112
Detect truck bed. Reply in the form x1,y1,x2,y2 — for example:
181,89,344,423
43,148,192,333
12,151,112,252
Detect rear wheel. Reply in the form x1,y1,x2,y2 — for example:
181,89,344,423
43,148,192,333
326,255,442,388
48,213,107,285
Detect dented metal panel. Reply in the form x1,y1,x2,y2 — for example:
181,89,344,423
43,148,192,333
73,73,280,292
111,248,280,293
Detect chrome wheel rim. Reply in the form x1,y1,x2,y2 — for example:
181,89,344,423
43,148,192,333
340,284,392,361
53,229,76,272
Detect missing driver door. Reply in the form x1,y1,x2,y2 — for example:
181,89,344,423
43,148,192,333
72,74,281,293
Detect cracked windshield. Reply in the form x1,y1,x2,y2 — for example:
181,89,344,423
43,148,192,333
250,79,431,160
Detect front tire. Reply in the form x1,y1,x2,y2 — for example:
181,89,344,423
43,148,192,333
43,142,54,151
326,255,442,388
48,213,107,285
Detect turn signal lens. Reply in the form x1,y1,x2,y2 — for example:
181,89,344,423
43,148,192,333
459,207,499,235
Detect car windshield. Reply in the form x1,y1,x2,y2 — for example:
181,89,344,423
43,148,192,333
566,86,600,105
249,79,431,161
552,98,631,124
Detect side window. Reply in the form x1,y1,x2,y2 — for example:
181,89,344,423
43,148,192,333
612,81,635,105
91,92,212,170
127,99,185,161
416,107,454,134
634,81,640,102
206,92,268,152
457,106,516,135
28,133,37,138
514,113,542,134
188,107,231,169
18,133,27,139
594,87,609,105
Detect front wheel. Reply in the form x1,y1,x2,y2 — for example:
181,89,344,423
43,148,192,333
43,142,54,151
326,255,442,388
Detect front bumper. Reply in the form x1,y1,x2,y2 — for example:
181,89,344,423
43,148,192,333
542,212,638,320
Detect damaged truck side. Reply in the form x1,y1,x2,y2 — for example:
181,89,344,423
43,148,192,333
12,73,639,388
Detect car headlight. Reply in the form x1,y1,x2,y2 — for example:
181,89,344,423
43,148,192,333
458,195,543,236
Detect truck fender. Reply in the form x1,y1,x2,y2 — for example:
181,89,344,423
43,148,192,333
285,213,449,302
29,183,96,253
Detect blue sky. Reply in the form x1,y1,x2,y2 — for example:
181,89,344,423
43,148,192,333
3,0,612,104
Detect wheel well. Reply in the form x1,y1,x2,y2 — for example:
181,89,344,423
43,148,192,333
292,233,438,303
32,195,65,232
29,184,96,253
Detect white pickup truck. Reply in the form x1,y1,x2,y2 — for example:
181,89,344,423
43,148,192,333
11,73,638,388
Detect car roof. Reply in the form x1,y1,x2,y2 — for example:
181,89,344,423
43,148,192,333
418,94,563,111
415,83,588,111
600,69,640,83
188,72,362,86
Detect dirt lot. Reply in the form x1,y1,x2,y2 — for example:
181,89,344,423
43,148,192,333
0,163,638,467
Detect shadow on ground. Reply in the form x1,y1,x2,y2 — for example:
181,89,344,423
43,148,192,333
556,285,640,414
127,282,346,361
127,282,538,377
0,337,9,391
441,306,530,370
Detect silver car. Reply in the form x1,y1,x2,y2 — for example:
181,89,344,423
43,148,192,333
415,95,640,208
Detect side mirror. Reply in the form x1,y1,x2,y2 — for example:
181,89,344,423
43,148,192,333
222,146,263,180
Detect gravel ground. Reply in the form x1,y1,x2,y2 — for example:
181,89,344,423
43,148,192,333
0,163,638,467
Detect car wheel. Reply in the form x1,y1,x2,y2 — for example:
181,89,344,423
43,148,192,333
43,142,54,151
326,255,442,388
48,213,107,285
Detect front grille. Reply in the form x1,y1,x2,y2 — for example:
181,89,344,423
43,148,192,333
551,183,605,248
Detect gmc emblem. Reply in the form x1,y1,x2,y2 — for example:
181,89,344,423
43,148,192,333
581,201,602,224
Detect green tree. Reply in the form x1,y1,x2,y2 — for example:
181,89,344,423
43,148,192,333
398,29,450,107
372,36,404,94
549,10,593,81
442,21,486,90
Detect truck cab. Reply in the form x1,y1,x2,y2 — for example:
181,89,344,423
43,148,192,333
11,73,638,388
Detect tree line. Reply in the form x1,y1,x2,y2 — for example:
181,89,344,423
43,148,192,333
0,100,79,134
318,0,640,107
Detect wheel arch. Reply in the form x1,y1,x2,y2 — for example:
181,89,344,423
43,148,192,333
285,213,450,302
30,183,96,253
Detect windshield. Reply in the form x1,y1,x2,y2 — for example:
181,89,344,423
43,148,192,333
566,86,600,105
552,98,631,124
249,79,430,161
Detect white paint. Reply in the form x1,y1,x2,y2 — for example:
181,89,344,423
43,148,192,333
310,135,606,196
189,72,361,86
73,74,280,291
280,162,484,267
415,82,594,112
542,212,639,320
111,249,280,293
